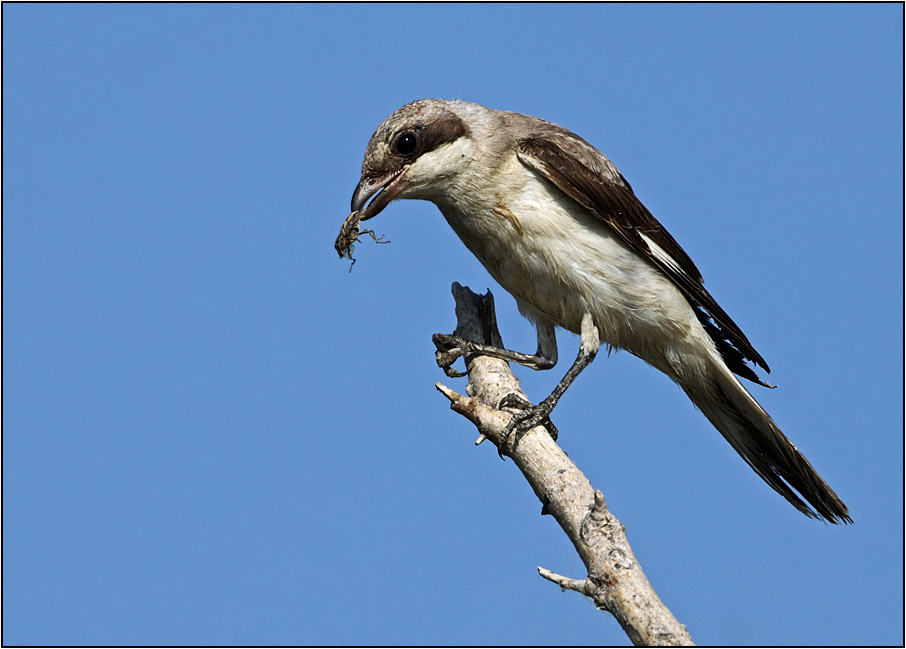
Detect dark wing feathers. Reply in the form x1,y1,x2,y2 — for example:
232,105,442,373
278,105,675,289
517,133,771,380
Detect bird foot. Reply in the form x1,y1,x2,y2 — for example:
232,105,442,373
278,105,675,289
432,333,472,378
497,392,559,457
433,333,557,379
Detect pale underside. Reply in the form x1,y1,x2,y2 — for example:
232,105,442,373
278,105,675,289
417,136,716,391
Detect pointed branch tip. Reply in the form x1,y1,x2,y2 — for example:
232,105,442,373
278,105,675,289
538,567,588,594
435,382,461,403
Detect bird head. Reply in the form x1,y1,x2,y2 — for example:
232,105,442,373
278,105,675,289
351,99,474,221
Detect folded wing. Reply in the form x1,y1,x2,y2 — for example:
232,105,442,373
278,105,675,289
517,132,771,385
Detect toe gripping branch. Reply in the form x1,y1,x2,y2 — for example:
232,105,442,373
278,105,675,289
433,283,600,457
496,313,600,456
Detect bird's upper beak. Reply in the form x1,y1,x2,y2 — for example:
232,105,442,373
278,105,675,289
351,167,408,221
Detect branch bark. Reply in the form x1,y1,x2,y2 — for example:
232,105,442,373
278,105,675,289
435,283,695,647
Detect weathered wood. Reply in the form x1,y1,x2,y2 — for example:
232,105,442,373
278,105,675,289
435,282,694,647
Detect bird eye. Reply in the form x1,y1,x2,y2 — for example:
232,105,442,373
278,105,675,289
396,132,417,156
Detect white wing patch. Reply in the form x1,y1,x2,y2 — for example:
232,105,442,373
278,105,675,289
639,231,688,280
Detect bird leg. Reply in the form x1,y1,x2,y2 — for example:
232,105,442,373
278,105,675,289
497,314,600,456
433,335,557,377
433,320,558,378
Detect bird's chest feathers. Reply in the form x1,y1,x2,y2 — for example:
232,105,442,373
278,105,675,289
436,162,562,267
435,166,673,336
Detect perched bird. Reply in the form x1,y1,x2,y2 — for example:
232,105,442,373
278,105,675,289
350,99,850,524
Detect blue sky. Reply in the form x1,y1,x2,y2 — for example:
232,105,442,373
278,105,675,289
3,4,902,646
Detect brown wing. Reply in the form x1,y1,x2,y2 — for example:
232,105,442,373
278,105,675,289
517,132,771,382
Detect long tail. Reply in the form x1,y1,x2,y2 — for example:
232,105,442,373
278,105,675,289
682,357,851,524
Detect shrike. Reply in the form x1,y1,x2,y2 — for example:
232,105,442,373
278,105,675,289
350,99,850,524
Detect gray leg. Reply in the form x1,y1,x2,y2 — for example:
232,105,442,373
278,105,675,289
498,314,600,455
433,321,559,377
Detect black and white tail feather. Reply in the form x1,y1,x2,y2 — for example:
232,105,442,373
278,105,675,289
687,352,851,523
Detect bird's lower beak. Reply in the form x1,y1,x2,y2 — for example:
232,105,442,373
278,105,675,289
351,168,407,221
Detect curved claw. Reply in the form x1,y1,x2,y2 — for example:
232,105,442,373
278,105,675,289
497,396,558,458
433,333,472,378
435,346,464,366
498,392,532,410
442,364,468,378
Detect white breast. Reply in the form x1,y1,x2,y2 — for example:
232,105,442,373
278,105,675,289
433,155,714,377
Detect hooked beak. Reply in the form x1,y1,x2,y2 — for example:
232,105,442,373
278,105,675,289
351,167,407,221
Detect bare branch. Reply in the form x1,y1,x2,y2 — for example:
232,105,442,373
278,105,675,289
435,282,695,647
537,566,589,594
